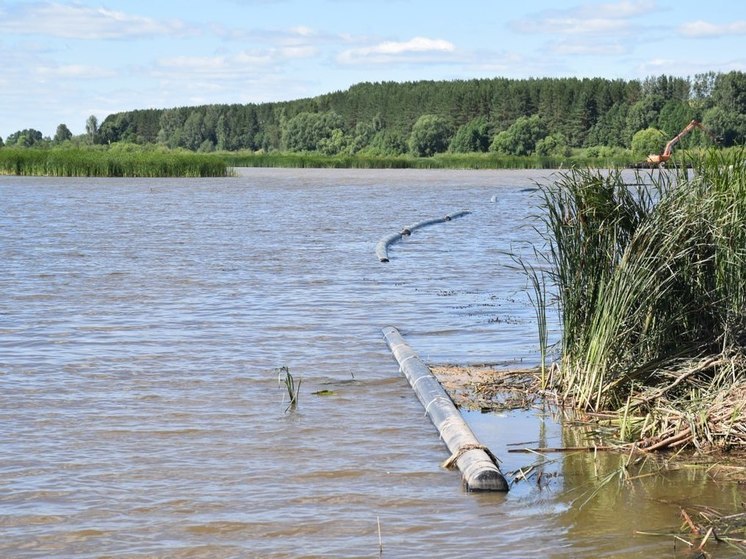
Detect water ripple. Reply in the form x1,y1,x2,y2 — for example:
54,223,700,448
2,169,705,559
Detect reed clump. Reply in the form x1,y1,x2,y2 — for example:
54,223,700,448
0,147,229,177
534,148,746,451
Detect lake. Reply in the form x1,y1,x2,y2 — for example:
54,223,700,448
1,168,742,558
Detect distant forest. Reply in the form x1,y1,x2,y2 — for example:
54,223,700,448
4,71,745,158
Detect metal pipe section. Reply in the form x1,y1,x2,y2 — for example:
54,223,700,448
382,326,509,491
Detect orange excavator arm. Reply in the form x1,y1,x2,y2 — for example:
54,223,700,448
647,120,718,164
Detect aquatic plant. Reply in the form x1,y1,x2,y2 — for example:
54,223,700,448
638,502,746,554
531,148,746,450
278,366,301,412
518,257,551,390
219,150,638,170
0,147,229,177
377,516,383,556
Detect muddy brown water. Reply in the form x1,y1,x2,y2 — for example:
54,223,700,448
2,168,743,558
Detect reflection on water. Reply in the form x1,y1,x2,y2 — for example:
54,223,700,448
1,168,743,558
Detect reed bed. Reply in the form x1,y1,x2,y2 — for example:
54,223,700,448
222,151,637,170
0,148,229,177
0,146,643,175
532,148,746,451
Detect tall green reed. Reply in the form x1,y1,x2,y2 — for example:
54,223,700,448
221,150,637,170
533,149,746,413
0,147,229,177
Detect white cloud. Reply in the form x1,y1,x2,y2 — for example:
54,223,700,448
592,0,656,18
0,2,196,39
511,0,657,35
210,22,333,46
155,53,269,78
36,64,116,79
679,20,746,38
518,17,631,35
338,36,456,64
279,45,317,58
153,44,316,83
636,55,746,77
466,50,530,74
157,55,232,69
290,25,315,37
551,40,627,56
372,37,454,54
641,57,671,69
233,51,276,65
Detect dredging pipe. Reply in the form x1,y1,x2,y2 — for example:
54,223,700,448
376,210,471,263
382,326,509,491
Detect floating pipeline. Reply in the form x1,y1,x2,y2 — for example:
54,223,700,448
375,210,471,263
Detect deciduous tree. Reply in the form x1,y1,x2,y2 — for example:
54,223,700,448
6,129,45,147
408,114,452,157
449,117,490,153
490,115,547,156
86,115,98,143
631,127,666,157
535,133,570,157
156,109,185,148
703,106,746,147
360,129,407,156
282,111,346,152
54,123,72,144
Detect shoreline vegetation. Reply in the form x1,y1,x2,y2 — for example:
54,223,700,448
0,144,737,177
222,149,638,170
518,148,746,454
0,146,230,178
3,72,744,176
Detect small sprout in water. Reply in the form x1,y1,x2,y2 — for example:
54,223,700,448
312,389,336,396
277,366,301,412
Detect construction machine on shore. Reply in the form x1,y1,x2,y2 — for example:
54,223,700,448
646,119,719,164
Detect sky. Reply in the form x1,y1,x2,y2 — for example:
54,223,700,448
1,0,745,138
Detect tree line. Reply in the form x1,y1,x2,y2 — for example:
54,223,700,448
2,72,744,157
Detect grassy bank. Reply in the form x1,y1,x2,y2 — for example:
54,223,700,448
221,150,638,169
0,145,734,177
531,148,746,451
3,146,627,175
0,147,229,177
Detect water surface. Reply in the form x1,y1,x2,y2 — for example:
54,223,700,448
2,168,742,558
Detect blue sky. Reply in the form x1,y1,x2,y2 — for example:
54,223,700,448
1,0,745,138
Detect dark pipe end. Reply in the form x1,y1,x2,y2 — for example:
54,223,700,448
467,468,509,492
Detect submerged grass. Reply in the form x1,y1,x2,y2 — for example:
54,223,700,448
0,147,229,177
639,505,746,555
530,148,746,451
